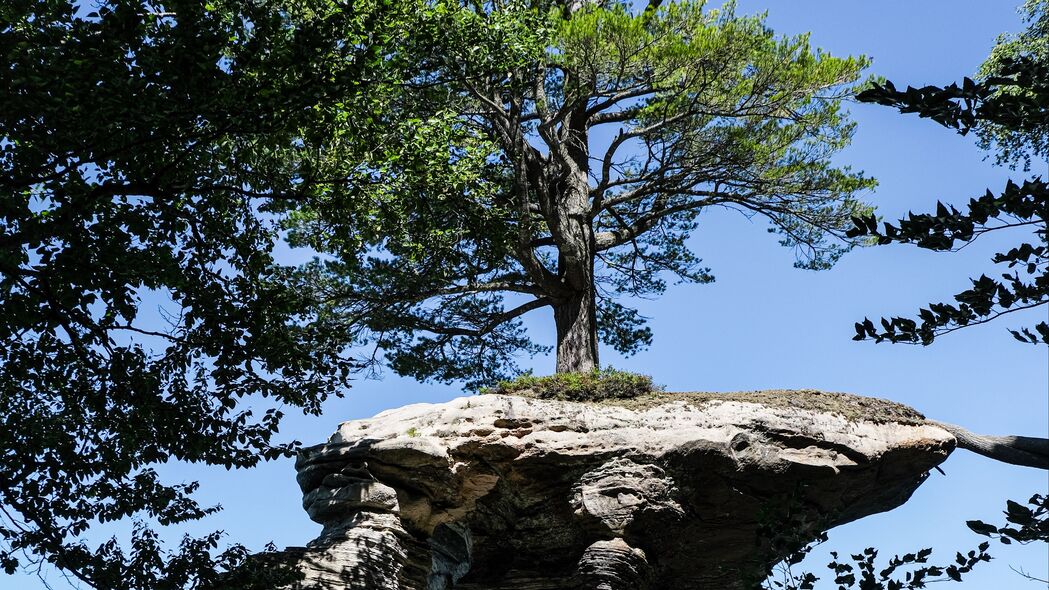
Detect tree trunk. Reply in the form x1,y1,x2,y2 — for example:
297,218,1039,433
546,133,599,373
551,176,600,374
554,285,599,373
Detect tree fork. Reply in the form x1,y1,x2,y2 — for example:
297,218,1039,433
546,162,601,374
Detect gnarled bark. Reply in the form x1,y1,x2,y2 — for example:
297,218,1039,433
930,421,1049,470
553,288,599,374
549,173,600,374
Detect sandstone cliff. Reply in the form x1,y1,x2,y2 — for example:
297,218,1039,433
281,390,957,589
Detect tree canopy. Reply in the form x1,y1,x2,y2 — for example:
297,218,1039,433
0,0,408,586
978,0,1049,170
287,0,876,387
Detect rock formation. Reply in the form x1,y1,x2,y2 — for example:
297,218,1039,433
279,390,958,589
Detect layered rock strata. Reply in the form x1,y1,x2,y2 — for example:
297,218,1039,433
281,391,956,589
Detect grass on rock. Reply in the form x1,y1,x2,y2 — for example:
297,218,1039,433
481,368,661,402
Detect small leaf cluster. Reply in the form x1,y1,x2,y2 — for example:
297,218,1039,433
966,493,1048,545
763,539,994,590
26,524,303,590
827,545,991,589
480,368,660,402
856,57,1049,143
977,0,1049,169
851,56,1048,345
761,494,1049,590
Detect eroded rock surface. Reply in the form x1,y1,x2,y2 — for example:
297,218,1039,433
282,391,956,589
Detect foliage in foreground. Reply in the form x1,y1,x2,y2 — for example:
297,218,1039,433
481,368,660,402
766,5,1048,588
966,493,1049,546
761,494,1048,589
849,0,1048,345
0,0,405,586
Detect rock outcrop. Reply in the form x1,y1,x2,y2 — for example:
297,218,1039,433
281,391,956,589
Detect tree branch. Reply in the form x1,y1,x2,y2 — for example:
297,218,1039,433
931,421,1049,470
409,297,553,337
594,191,728,250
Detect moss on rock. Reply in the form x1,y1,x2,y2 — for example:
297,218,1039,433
481,369,661,402
593,389,926,424
482,369,927,424
484,375,926,425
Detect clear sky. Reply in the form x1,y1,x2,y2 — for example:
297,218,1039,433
5,1,1048,588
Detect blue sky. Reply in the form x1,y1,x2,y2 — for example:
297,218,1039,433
5,1,1048,588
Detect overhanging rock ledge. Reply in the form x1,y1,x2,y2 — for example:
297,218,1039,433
278,390,956,589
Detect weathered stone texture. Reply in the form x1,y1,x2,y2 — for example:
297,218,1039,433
282,391,956,589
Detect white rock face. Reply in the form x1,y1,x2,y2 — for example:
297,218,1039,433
282,392,956,589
